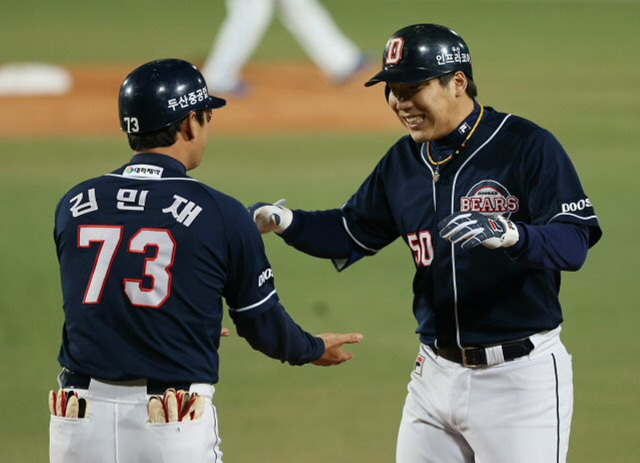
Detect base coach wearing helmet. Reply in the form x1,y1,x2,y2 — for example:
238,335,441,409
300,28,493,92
249,24,602,462
49,59,362,463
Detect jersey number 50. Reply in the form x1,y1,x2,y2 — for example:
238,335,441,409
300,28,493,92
407,230,434,268
78,225,176,308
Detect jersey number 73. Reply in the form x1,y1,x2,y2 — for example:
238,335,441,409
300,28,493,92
78,225,176,308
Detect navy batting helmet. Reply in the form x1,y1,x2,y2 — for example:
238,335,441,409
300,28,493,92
118,59,226,134
365,24,472,87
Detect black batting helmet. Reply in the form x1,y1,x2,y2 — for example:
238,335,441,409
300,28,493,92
365,24,472,87
118,59,226,134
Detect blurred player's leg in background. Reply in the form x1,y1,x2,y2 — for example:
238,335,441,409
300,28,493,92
202,0,275,93
277,0,366,83
202,0,368,94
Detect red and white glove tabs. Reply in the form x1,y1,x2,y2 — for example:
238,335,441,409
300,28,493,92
49,389,88,419
148,388,205,423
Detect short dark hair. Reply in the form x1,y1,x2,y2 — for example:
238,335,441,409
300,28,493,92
437,72,478,98
127,110,207,151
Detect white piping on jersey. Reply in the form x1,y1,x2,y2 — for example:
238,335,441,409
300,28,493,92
418,145,437,211
341,216,381,253
229,289,277,313
547,212,598,223
105,174,200,182
419,145,438,348
450,114,512,348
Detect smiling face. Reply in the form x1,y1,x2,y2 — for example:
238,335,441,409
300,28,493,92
387,71,475,143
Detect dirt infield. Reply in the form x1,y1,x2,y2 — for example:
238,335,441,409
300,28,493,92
0,62,400,137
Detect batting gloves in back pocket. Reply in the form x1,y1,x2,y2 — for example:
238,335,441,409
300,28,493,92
148,388,205,424
49,389,88,419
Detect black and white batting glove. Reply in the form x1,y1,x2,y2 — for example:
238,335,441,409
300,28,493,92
247,199,293,234
438,212,519,250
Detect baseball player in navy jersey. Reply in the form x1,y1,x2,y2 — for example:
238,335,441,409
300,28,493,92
249,24,602,463
49,58,362,463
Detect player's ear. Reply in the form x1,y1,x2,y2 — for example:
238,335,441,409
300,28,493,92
386,84,398,107
181,112,197,142
452,71,468,97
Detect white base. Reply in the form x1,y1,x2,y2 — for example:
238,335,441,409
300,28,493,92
0,62,73,96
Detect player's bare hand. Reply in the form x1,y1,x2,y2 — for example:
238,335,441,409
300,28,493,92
221,327,231,337
312,332,364,366
247,199,293,234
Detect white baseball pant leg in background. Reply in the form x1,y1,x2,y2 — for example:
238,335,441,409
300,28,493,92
202,0,361,92
50,379,222,463
276,0,362,80
396,327,573,463
202,0,275,92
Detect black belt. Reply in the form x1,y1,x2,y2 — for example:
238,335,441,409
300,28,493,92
59,369,192,395
434,338,534,368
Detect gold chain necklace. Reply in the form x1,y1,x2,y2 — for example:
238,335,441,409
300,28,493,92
426,103,484,183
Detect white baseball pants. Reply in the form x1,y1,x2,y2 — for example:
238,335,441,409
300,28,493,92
396,328,573,463
202,0,362,91
50,378,222,463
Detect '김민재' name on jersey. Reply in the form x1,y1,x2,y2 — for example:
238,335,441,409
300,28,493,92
68,187,203,227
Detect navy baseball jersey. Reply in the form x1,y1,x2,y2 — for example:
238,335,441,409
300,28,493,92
54,153,320,384
281,106,602,348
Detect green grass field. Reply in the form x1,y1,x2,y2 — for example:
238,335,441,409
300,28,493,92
1,1,639,462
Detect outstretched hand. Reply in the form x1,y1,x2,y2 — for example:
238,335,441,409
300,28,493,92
312,332,364,366
247,199,293,234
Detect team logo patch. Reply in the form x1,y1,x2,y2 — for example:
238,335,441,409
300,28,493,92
123,165,164,179
414,354,425,376
385,37,404,65
460,180,519,218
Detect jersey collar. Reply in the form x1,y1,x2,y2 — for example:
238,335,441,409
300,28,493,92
125,153,188,177
432,100,482,153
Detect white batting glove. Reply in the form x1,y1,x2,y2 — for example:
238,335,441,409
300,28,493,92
247,199,293,234
148,396,166,423
438,212,519,250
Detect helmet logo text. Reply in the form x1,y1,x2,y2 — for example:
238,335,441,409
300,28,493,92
167,87,208,112
435,46,470,66
385,38,405,65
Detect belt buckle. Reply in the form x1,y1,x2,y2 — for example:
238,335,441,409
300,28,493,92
461,347,482,368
